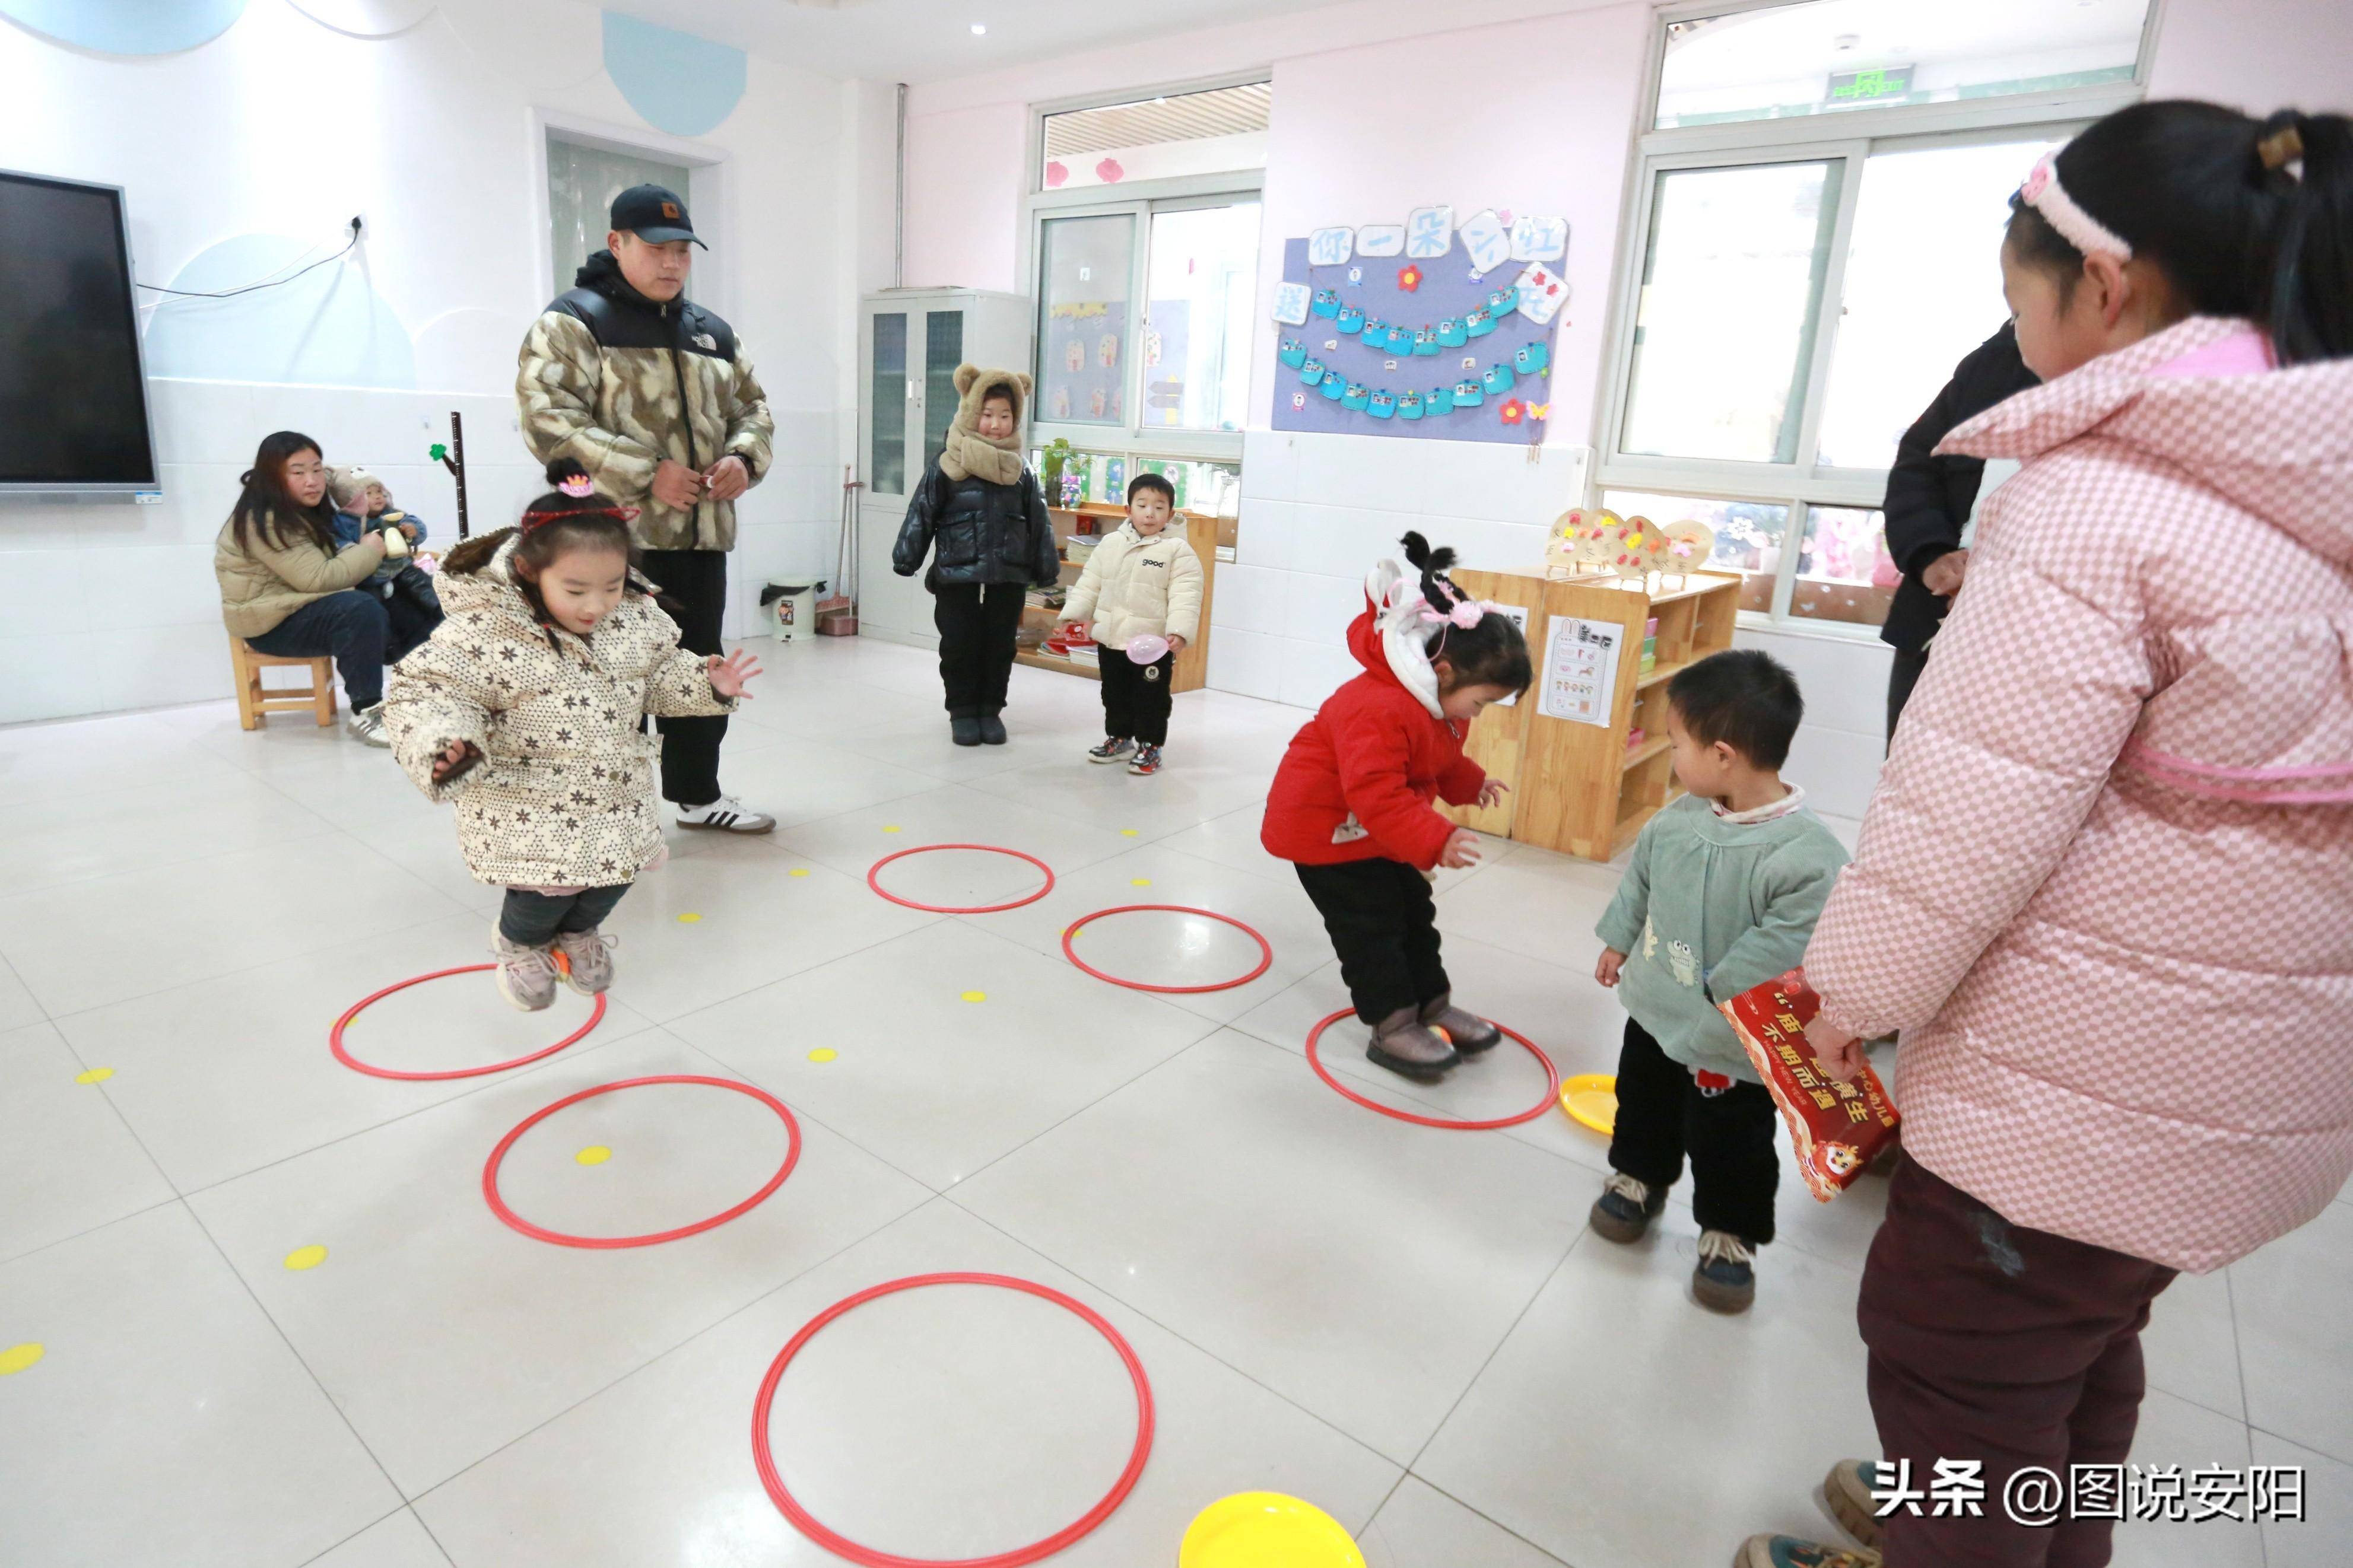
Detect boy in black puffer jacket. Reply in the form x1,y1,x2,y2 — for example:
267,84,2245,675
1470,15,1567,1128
892,365,1060,745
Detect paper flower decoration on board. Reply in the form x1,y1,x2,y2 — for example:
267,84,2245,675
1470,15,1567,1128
1664,520,1717,577
1397,263,1423,292
1498,399,1525,425
1614,515,1671,580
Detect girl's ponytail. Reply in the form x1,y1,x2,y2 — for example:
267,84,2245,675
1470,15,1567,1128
2262,110,2353,364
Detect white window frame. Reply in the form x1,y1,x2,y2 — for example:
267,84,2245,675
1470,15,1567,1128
528,110,733,321
1589,0,2164,637
1022,72,1271,464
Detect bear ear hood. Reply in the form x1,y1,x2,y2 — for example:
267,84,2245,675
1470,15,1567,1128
939,365,1031,484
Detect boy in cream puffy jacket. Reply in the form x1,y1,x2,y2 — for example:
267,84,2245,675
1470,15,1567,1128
1058,472,1202,776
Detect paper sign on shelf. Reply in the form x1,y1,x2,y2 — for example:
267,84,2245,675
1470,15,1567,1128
1406,205,1455,259
1539,615,1622,727
1355,224,1405,258
1510,215,1568,261
1459,209,1512,274
1307,227,1354,266
1271,281,1312,326
1513,261,1568,325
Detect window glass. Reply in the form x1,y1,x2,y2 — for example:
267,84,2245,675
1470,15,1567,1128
1621,161,1841,464
1656,0,2149,129
1792,504,1891,626
1603,490,1791,614
1814,136,2056,469
546,136,691,300
1037,214,1135,427
923,310,964,472
869,311,906,496
1143,202,1260,433
1041,82,1270,191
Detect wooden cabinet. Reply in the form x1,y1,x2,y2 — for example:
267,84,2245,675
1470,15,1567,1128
1443,567,1742,861
1016,504,1219,692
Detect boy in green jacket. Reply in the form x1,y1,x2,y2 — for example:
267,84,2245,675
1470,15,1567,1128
1591,650,1849,1314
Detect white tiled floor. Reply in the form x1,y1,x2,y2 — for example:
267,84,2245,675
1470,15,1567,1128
0,632,2341,1567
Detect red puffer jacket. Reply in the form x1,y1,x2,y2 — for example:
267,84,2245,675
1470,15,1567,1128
1262,603,1484,870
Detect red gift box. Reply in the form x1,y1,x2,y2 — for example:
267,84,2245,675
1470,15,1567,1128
1718,968,1900,1202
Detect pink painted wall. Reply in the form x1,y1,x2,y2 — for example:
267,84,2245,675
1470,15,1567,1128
1250,4,1649,449
897,0,1646,445
2146,0,2353,113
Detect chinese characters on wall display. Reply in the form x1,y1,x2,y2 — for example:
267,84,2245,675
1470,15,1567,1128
1272,204,1570,445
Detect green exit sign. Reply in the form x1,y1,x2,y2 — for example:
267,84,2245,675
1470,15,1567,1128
1827,65,1914,104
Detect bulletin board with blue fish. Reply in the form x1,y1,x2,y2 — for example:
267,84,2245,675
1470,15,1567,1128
1269,205,1568,445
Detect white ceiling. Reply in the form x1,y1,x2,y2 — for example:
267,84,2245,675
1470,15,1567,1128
620,0,1335,85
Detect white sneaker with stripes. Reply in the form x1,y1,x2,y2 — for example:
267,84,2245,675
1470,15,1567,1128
675,794,776,834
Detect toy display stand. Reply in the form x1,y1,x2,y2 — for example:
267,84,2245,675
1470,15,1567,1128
1444,564,1742,862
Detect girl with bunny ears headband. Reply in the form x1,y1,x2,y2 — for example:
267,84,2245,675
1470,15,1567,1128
1367,532,1533,723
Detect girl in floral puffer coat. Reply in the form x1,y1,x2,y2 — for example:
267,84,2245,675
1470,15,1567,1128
385,459,761,1012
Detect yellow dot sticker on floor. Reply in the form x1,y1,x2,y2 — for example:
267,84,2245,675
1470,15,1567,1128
677,912,702,924
74,1067,113,1084
808,1048,838,1063
576,1146,611,1165
1130,878,1151,887
790,867,811,877
881,824,901,834
284,1245,329,1271
1120,828,1139,837
961,990,986,1003
0,1343,44,1375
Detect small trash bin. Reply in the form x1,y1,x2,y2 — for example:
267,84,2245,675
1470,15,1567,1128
760,581,822,643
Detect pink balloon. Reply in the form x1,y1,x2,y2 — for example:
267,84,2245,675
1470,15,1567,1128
1126,635,1169,664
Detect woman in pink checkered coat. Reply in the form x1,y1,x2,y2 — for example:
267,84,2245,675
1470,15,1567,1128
1742,102,2353,1568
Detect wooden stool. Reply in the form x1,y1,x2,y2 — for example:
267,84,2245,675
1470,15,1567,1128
229,637,336,730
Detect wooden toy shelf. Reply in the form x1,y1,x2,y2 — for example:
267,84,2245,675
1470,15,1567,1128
1441,566,1742,862
1014,503,1220,693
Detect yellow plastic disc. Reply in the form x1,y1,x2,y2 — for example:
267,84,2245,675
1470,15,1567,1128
808,1048,838,1063
677,912,702,924
284,1245,329,1271
1559,1073,1619,1136
1180,1493,1364,1568
0,1343,45,1376
576,1146,611,1165
961,990,986,1003
74,1067,113,1084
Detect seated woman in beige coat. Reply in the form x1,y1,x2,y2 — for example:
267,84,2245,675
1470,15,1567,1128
212,430,434,746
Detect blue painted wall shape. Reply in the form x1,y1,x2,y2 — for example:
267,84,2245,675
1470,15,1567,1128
602,11,747,138
144,233,417,389
0,0,244,56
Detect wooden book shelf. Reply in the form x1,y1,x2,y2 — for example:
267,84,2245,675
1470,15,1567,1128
1015,504,1220,692
1441,567,1742,861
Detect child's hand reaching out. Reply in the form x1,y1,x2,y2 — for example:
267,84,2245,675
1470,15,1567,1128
430,739,481,783
1595,947,1626,988
1477,778,1509,809
706,650,763,699
1439,826,1484,870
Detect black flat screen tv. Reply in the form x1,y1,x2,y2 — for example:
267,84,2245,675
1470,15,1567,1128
0,170,160,497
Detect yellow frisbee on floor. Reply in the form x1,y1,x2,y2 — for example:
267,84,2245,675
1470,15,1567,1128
1179,1493,1364,1568
1560,1073,1618,1136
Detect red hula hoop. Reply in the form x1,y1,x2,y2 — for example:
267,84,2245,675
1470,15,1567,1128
1060,905,1274,994
1303,1008,1561,1130
482,1075,801,1248
752,1272,1154,1568
331,964,606,1080
867,844,1056,914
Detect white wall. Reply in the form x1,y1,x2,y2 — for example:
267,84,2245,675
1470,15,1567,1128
0,0,850,724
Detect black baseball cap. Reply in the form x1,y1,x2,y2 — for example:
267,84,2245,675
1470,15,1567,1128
610,184,706,248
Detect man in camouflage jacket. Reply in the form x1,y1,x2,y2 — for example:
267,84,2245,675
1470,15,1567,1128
516,183,777,832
